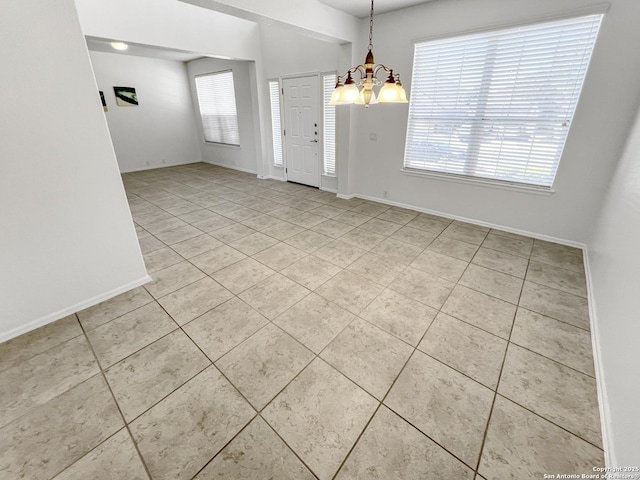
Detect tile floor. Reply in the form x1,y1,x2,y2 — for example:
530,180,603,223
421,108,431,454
0,163,604,479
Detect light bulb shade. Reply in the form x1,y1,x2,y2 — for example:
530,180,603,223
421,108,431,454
111,42,129,51
378,82,408,103
329,85,346,105
340,83,360,104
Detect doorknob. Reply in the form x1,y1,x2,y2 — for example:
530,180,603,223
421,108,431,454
310,139,318,143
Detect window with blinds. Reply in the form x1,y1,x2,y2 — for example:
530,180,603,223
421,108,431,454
194,71,240,146
268,81,284,167
323,74,337,176
404,14,603,188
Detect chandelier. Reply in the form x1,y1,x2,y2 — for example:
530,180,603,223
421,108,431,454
329,0,408,106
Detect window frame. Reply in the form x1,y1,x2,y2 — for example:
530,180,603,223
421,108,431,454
194,70,240,146
322,72,337,177
402,12,604,192
268,79,284,167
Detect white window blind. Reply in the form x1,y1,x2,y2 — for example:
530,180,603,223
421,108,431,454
194,71,240,146
269,80,284,167
404,14,602,188
323,74,337,176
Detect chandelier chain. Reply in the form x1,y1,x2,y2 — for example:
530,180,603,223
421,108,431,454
368,0,374,51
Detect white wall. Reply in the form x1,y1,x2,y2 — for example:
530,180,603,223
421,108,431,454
0,0,149,342
346,0,640,245
89,51,201,172
587,103,640,465
187,58,261,174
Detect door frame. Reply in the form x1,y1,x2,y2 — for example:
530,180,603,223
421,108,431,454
280,72,323,186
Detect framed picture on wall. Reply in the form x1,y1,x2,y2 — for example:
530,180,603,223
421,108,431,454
113,86,138,106
99,91,108,112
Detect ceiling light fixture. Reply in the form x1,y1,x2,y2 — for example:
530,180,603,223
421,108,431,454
330,0,407,107
110,42,129,51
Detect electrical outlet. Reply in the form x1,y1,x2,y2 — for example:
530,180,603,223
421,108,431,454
370,133,377,141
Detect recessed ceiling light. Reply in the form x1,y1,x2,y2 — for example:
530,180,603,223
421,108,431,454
111,42,129,51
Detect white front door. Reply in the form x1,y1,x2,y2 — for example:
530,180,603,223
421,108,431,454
282,75,320,187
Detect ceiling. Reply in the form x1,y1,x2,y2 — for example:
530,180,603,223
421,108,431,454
318,0,437,18
85,37,206,62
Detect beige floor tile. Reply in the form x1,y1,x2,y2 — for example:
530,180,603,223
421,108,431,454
207,223,255,242
314,239,367,268
222,206,261,222
0,375,123,480
170,234,222,258
360,289,437,346
229,232,279,256
105,330,210,422
0,314,82,370
189,245,246,275
162,201,201,217
144,260,206,298
284,229,333,253
442,223,488,245
216,324,314,410
376,209,418,225
270,206,305,221
511,308,595,376
321,318,413,400
183,298,268,361
406,215,451,234
418,313,507,389
333,210,373,227
499,344,602,448
309,204,348,219
262,359,378,480
239,213,282,231
459,264,523,304
482,233,533,258
389,267,455,309
427,236,479,261
239,273,310,319
351,202,389,217
385,351,494,468
289,212,327,228
143,217,188,234
252,242,307,271
452,220,490,232
281,255,341,290
519,281,590,330
0,335,99,427
531,240,584,273
359,217,403,236
261,220,306,240
86,302,177,368
195,417,315,479
316,270,384,314
130,366,255,480
346,252,405,286
143,247,184,273
339,228,386,250
211,257,275,294
274,293,355,353
311,219,355,238
526,261,587,297
77,287,154,331
472,246,529,278
138,235,165,254
411,250,469,282
52,429,148,480
479,396,604,479
178,208,223,225
158,277,233,325
191,215,236,233
390,226,437,248
336,406,474,480
154,225,203,245
371,237,424,265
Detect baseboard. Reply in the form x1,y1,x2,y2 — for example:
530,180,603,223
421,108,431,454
258,175,285,181
582,249,614,466
202,160,257,175
0,275,152,344
120,160,201,174
320,186,337,193
352,192,586,249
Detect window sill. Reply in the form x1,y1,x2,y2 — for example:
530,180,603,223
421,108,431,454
400,168,555,195
203,141,240,149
